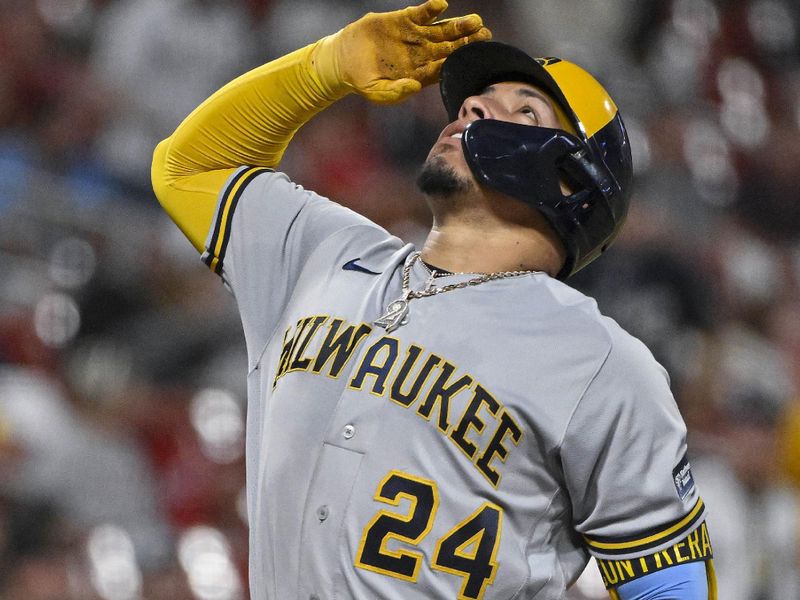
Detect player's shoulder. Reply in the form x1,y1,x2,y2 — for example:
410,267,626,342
532,276,619,347
236,167,390,238
236,168,337,210
247,169,405,268
537,277,669,383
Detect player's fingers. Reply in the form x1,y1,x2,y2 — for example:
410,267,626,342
406,0,448,26
426,27,492,60
414,57,446,88
424,15,484,43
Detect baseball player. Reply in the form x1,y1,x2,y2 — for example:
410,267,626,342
151,1,715,598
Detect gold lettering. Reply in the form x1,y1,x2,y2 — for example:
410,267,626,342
288,317,313,364
312,319,372,377
275,317,316,387
617,560,635,581
389,346,441,407
687,528,701,560
673,541,689,563
450,384,500,459
660,550,674,566
595,560,610,587
273,323,296,387
475,410,523,487
273,315,534,492
700,522,712,557
289,315,328,371
417,361,473,433
349,337,399,395
599,559,618,586
639,556,649,574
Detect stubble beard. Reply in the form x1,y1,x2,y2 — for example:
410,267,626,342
416,155,474,200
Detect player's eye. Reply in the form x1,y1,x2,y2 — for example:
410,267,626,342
519,106,538,123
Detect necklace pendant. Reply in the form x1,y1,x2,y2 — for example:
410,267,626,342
424,271,437,291
374,298,410,333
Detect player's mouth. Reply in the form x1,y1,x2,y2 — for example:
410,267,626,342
434,123,466,149
440,121,465,140
441,132,463,147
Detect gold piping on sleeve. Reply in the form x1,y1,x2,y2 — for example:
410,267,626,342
584,498,705,552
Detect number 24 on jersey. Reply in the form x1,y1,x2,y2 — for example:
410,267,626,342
356,470,503,600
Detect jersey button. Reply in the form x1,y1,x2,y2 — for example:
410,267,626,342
316,505,330,522
342,424,355,439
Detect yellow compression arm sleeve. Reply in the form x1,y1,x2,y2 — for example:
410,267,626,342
151,37,349,251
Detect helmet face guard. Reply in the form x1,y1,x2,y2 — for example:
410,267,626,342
439,41,633,279
462,118,624,279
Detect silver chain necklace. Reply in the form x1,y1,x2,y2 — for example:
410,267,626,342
374,252,538,333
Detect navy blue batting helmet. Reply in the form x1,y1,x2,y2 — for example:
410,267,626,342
439,41,633,279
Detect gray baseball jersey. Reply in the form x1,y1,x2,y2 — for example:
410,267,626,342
199,167,711,599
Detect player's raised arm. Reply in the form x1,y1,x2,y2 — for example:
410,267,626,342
150,0,490,251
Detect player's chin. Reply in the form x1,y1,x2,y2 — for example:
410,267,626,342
425,139,471,173
416,154,474,198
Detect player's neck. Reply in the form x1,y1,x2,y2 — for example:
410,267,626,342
421,218,565,277
421,186,567,276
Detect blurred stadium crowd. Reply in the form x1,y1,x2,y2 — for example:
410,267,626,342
1,0,799,598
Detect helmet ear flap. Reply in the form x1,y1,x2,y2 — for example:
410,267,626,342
558,150,617,206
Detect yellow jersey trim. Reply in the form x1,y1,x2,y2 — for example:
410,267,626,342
202,166,271,275
584,498,705,553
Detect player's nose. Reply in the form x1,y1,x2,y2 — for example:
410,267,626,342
459,95,495,122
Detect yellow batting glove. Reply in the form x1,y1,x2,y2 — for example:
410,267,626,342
314,0,492,104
